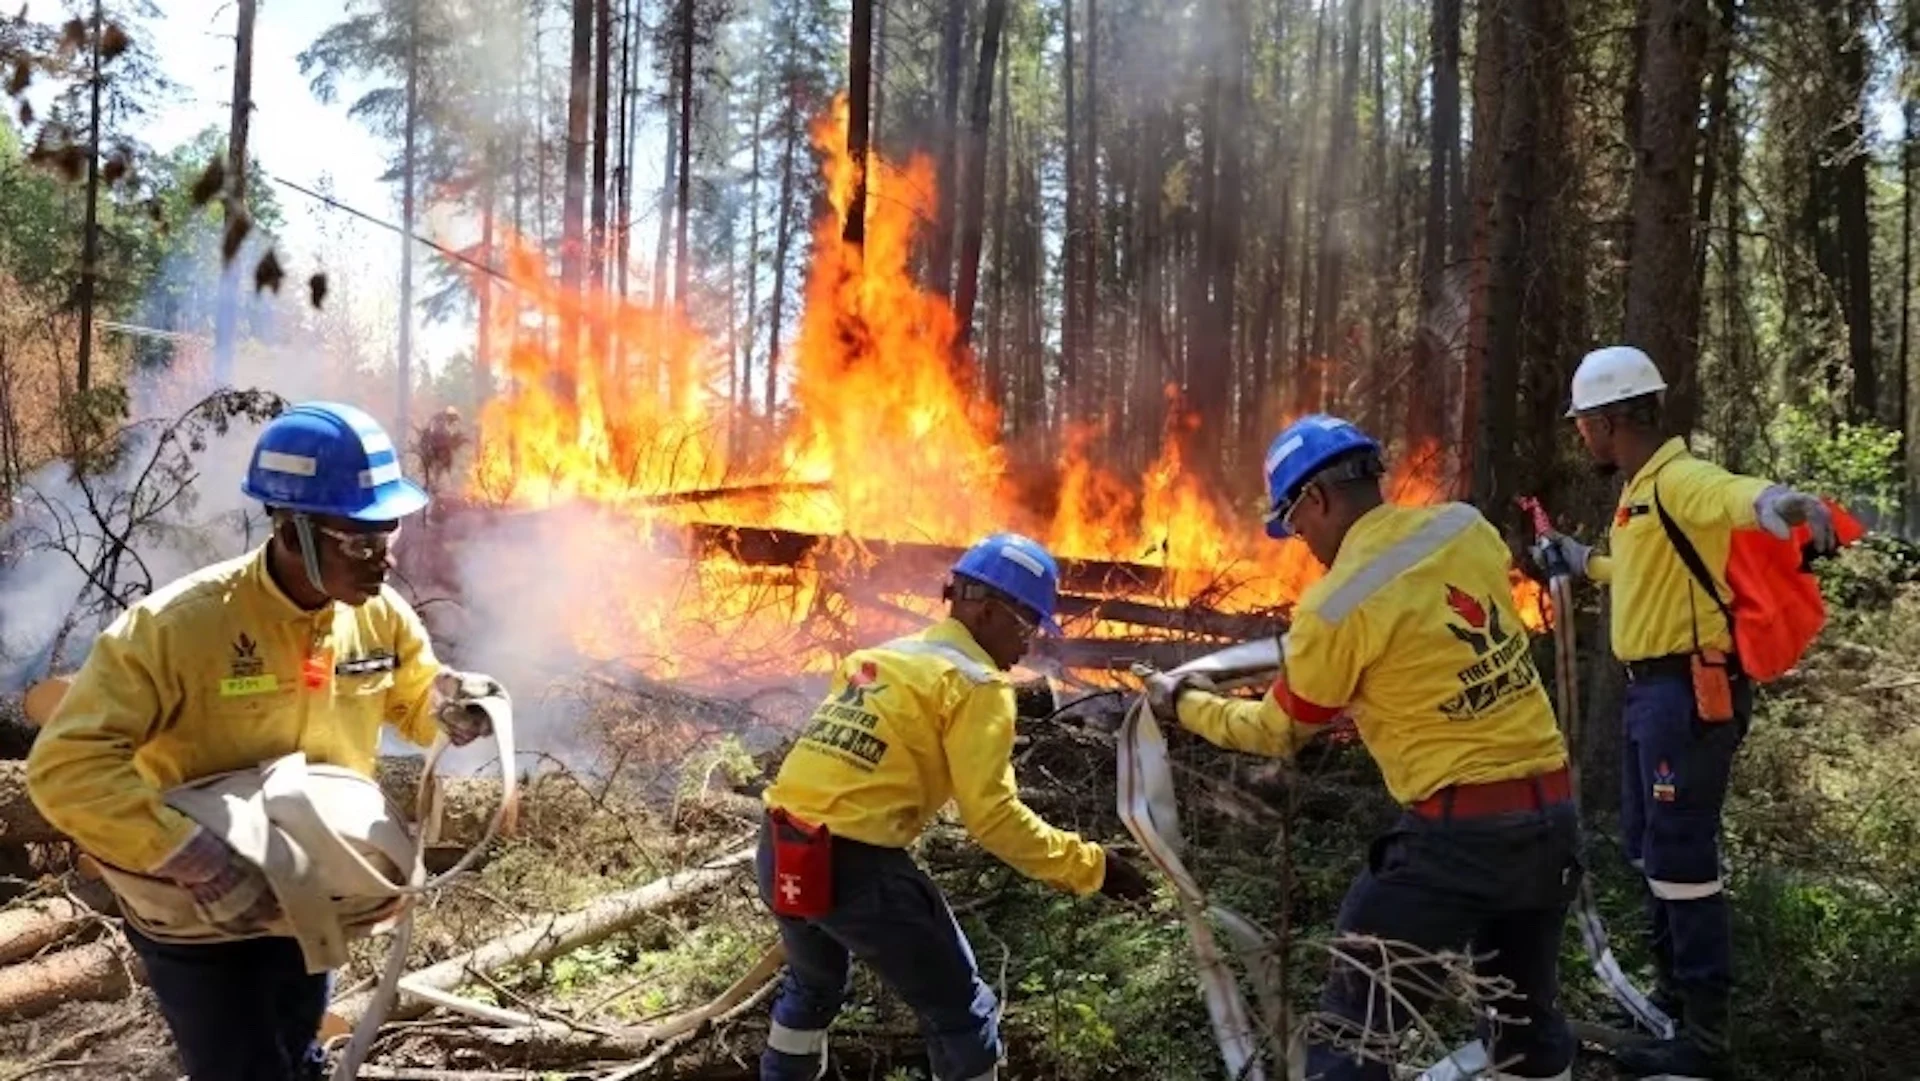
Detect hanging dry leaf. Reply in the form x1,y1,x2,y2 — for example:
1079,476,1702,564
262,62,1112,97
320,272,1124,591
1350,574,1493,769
190,158,225,206
101,149,129,185
308,272,329,310
98,22,128,61
253,250,285,295
221,212,252,263
57,16,83,53
16,100,31,127
7,58,29,96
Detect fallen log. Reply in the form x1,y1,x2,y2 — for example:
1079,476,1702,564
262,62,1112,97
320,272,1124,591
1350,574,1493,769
1053,594,1286,640
0,758,508,849
0,939,137,1021
0,898,92,964
1027,638,1230,673
328,846,756,1029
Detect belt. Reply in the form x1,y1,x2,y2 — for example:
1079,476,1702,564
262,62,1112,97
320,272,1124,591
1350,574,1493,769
1410,766,1572,820
1623,653,1743,682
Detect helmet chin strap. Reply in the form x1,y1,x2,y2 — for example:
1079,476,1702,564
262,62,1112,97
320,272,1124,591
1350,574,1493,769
289,513,329,595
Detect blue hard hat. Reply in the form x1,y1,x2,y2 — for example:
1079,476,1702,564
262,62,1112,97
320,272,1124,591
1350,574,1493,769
1261,414,1380,539
951,532,1063,635
240,401,429,522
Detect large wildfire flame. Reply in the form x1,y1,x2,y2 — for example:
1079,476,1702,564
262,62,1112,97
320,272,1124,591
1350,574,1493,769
462,97,1544,685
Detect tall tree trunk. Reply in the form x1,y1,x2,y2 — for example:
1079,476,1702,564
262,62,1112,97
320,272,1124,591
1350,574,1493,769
1201,0,1246,477
954,0,1008,349
213,0,256,388
1062,0,1079,407
479,142,497,404
398,0,420,434
1837,0,1876,423
1624,0,1710,437
1365,0,1389,437
653,58,678,312
1457,0,1509,495
1905,0,1918,528
673,0,696,404
986,40,1012,404
1311,0,1363,381
845,0,874,249
767,58,800,418
742,55,766,429
1083,0,1098,411
562,0,594,399
1410,0,1462,455
931,0,966,296
592,0,612,294
617,0,640,301
74,0,103,395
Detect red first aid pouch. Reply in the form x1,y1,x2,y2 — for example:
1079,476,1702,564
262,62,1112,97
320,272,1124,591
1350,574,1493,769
768,808,833,918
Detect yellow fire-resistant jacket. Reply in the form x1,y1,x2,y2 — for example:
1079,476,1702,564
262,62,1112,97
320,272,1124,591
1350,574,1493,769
1585,437,1773,662
26,546,443,874
763,618,1106,896
1177,502,1567,806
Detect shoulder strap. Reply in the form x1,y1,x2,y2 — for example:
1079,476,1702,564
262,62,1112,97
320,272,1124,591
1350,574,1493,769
1651,484,1736,632
880,637,996,685
1317,503,1481,625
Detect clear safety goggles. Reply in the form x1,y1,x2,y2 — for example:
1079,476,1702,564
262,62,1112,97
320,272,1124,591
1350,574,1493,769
312,522,403,562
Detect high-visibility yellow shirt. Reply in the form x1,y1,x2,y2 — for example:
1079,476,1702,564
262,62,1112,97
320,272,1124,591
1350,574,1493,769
762,618,1106,896
1585,438,1772,662
1177,502,1567,805
27,546,444,874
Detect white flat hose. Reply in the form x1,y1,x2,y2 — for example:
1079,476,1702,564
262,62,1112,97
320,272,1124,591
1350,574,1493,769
331,695,519,1081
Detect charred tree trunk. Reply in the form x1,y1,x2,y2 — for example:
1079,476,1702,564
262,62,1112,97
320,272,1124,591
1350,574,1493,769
73,0,103,395
1624,0,1710,437
986,40,1012,404
673,0,696,405
955,0,1009,351
213,0,257,388
1083,0,1099,408
653,59,678,312
1311,0,1363,389
1062,0,1080,413
845,0,875,249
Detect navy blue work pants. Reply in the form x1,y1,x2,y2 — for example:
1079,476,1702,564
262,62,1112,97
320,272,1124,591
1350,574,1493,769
1620,670,1750,997
1305,802,1582,1081
755,819,1000,1081
125,924,331,1081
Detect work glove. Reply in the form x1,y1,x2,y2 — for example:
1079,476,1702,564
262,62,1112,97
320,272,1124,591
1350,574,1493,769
433,669,507,746
1529,533,1593,580
154,826,280,931
1143,670,1216,719
1755,485,1838,553
1098,849,1155,904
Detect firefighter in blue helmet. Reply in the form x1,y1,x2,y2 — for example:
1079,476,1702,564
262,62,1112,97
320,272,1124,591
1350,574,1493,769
1151,414,1580,1081
755,532,1152,1081
28,402,499,1081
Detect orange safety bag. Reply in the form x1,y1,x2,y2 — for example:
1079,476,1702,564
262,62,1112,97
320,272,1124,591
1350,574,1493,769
1720,500,1866,682
1656,492,1865,684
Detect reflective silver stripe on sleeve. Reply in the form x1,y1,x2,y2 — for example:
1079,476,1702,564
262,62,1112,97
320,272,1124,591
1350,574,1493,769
1315,503,1483,625
881,637,995,684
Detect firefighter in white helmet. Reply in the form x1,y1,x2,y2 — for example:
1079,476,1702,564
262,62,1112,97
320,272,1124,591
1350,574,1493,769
28,402,503,1081
1535,345,1838,1079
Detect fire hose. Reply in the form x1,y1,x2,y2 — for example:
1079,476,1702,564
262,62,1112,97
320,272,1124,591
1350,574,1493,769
1517,497,1675,1042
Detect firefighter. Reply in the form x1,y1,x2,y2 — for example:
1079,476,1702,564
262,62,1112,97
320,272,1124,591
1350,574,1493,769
1534,345,1836,1079
1147,415,1580,1081
27,401,500,1081
755,532,1153,1081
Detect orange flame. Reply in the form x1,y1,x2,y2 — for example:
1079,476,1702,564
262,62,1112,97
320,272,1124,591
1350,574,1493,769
458,95,1545,682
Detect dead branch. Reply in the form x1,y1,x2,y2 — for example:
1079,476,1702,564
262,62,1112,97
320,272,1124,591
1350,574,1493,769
330,846,755,1029
0,1011,144,1081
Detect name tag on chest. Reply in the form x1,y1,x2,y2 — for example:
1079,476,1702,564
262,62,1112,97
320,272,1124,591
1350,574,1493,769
335,652,398,677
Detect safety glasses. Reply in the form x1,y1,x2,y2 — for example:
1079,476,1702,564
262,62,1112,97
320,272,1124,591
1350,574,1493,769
993,596,1042,637
313,523,403,562
1264,482,1317,537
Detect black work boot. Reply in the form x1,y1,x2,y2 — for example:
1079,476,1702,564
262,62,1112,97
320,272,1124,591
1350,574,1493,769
1612,989,1730,1079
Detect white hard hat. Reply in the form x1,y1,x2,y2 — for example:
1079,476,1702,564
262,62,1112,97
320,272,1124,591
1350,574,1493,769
1566,345,1668,417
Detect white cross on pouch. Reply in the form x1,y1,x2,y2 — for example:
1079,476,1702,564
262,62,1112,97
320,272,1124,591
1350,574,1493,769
780,874,802,904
